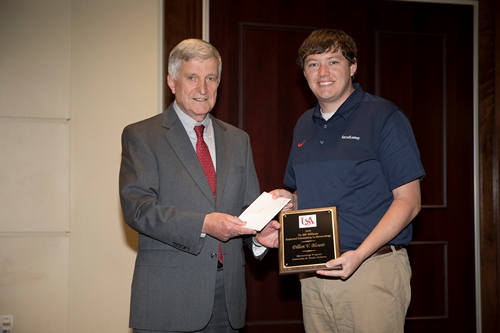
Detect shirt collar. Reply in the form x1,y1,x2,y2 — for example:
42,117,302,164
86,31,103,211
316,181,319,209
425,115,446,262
313,83,365,121
173,100,213,133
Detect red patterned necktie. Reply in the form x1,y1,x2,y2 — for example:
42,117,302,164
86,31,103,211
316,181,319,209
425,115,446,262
194,125,216,197
194,125,222,265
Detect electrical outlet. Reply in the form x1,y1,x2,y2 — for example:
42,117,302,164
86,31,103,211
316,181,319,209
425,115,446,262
0,315,13,333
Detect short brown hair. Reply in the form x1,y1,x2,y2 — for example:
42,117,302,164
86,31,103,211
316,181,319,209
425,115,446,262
297,29,358,70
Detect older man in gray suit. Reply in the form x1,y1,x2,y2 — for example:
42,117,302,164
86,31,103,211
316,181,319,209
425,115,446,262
119,39,280,333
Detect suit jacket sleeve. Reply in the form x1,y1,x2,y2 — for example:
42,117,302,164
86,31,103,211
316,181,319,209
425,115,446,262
119,115,207,255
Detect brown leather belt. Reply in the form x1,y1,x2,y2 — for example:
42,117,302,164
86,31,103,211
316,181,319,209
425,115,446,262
371,245,403,258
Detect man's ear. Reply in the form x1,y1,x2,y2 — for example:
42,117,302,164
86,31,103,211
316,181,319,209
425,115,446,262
350,60,358,78
167,74,176,94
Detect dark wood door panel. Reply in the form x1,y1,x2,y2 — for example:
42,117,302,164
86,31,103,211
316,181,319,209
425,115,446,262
406,242,448,319
239,24,316,190
243,250,304,332
369,4,475,332
375,31,446,207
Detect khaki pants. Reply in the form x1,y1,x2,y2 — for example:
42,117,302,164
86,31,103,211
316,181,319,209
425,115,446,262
300,247,411,333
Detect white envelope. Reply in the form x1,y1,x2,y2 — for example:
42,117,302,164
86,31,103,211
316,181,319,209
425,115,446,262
239,192,290,231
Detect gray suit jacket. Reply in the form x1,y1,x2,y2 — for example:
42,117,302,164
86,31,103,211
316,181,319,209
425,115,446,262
119,104,262,331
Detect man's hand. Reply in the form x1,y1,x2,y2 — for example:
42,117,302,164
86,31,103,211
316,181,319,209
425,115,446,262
316,250,364,279
202,212,256,242
255,220,281,248
269,189,295,211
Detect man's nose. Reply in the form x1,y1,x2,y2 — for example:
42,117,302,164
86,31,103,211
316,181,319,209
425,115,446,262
318,64,329,76
197,80,208,94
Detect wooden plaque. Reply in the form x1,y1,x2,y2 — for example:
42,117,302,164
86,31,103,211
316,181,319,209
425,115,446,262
279,207,341,275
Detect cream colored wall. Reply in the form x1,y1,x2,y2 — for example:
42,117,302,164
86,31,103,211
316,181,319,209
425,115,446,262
0,0,162,332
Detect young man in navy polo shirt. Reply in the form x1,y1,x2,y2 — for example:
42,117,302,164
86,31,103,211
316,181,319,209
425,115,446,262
271,29,425,332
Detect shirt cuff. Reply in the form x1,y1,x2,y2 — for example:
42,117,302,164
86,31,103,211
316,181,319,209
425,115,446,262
252,237,266,256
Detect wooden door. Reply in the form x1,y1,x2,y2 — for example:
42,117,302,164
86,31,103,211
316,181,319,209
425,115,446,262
209,1,475,332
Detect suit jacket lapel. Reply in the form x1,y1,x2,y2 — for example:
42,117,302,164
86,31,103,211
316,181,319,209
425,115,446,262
212,116,230,206
161,106,216,204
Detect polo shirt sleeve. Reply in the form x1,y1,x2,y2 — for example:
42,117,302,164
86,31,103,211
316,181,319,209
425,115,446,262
379,110,426,191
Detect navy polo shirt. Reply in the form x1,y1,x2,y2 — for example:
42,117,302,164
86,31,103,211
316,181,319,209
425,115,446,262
284,83,425,252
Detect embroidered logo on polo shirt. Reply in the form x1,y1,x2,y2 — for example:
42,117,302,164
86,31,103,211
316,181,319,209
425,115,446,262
341,135,360,141
297,140,307,147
